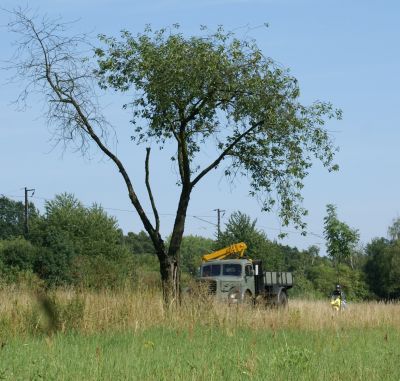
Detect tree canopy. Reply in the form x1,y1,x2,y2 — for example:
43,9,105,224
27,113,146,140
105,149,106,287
365,218,400,299
95,26,341,230
324,204,359,272
0,195,37,239
35,193,123,259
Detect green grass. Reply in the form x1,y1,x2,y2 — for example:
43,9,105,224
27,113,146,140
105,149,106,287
0,327,399,380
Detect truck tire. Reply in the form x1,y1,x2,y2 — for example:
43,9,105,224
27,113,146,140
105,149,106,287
276,290,288,308
270,289,288,308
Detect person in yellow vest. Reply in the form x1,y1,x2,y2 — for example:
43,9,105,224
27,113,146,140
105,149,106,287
330,284,346,311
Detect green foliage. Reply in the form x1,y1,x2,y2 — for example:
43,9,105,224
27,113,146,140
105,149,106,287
34,243,74,286
0,194,136,289
365,237,400,299
217,212,264,249
124,231,155,255
26,193,131,287
1,193,399,301
36,193,123,258
217,211,299,269
324,204,359,270
305,259,369,301
217,211,273,265
215,210,369,299
179,235,214,275
306,261,337,297
95,26,341,231
0,196,38,239
70,254,135,289
388,217,400,241
282,245,323,298
0,237,36,271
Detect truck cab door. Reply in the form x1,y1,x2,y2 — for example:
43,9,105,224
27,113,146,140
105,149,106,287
244,264,255,296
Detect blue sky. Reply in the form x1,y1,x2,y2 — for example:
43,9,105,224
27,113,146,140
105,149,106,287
1,0,399,254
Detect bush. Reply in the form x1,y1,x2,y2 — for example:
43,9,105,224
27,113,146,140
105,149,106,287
0,237,36,271
70,253,136,289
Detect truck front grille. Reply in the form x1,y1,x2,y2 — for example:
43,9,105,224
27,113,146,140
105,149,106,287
197,279,217,295
208,280,217,295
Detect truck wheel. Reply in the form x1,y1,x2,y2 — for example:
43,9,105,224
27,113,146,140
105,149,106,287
278,291,287,308
270,290,288,308
276,290,288,308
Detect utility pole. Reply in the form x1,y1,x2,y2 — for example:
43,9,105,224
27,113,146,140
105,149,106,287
24,187,35,236
214,208,225,240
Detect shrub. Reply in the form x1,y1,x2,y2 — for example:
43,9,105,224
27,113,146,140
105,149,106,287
0,237,36,271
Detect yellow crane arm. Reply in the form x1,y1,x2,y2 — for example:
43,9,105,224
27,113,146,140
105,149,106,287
202,242,248,262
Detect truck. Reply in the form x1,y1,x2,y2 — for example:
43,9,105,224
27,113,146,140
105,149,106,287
197,242,293,306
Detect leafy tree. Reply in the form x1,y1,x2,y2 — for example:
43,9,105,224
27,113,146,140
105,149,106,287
385,242,400,298
306,260,369,301
0,193,137,287
365,236,400,299
0,195,38,239
282,245,317,288
33,231,76,286
28,193,132,286
388,217,400,242
8,10,341,303
179,235,214,275
306,261,337,297
31,193,123,259
323,204,359,281
217,212,267,255
217,211,286,269
365,238,389,298
124,231,156,255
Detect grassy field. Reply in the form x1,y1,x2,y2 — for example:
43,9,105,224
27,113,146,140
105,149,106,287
0,287,399,380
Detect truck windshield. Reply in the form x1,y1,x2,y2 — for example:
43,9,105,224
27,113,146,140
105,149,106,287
202,264,221,277
222,264,242,276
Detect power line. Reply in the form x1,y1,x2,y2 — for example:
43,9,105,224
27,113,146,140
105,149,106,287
3,193,215,218
1,192,325,239
192,215,217,226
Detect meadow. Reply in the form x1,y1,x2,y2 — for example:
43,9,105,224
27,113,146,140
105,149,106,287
0,286,399,380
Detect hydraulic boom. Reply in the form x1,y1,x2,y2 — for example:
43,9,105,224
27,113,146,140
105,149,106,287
202,242,247,262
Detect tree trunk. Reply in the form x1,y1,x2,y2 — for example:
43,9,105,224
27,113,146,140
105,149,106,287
158,254,180,307
157,185,192,306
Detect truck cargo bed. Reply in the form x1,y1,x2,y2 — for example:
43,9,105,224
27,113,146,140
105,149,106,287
264,271,293,287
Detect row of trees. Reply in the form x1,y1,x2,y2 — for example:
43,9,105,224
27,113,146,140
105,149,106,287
0,194,134,288
1,194,399,300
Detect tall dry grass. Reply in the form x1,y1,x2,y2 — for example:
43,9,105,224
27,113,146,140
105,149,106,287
0,285,399,337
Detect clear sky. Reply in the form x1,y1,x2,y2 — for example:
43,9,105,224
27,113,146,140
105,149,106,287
1,0,399,254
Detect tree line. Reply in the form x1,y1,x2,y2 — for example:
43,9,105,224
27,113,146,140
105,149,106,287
1,194,399,300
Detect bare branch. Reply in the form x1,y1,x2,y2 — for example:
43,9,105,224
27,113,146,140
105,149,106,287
191,120,265,188
145,147,160,233
5,8,167,251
